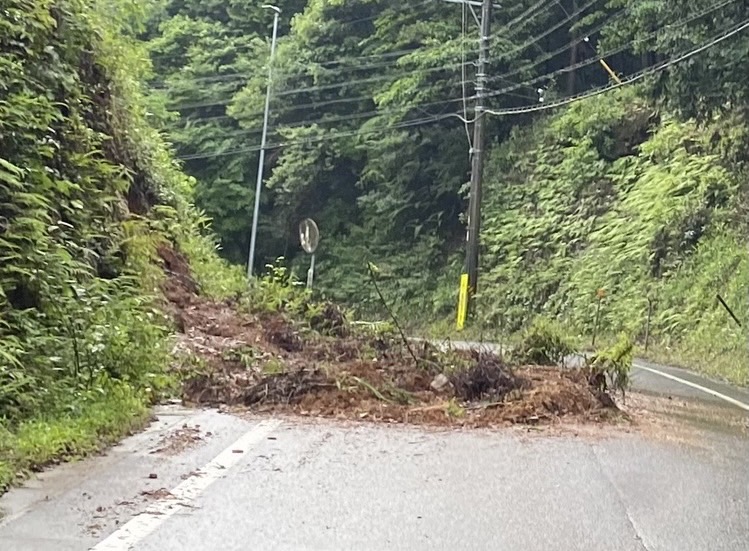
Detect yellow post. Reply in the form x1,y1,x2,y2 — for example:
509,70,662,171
456,273,469,331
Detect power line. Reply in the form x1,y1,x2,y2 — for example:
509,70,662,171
165,77,475,117
485,17,749,116
165,0,603,103
164,34,561,113
161,68,457,118
170,85,536,134
480,8,626,85
312,0,435,27
149,0,607,113
180,96,472,140
167,0,732,135
150,0,504,70
149,41,472,91
504,0,550,32
151,0,607,107
148,41,476,90
309,46,442,67
273,58,473,98
158,0,619,108
167,93,377,116
483,0,740,98
166,3,739,121
152,0,591,101
167,81,514,122
169,85,534,143
482,0,603,45
174,14,749,166
176,112,464,161
160,54,475,110
164,0,734,131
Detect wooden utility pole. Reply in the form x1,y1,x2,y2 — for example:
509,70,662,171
463,0,492,303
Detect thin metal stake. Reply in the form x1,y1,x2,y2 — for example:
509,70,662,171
307,254,315,289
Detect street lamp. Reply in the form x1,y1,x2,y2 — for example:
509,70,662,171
247,4,281,278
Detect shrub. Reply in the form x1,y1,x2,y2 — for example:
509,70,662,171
243,258,310,314
587,334,634,399
511,317,577,366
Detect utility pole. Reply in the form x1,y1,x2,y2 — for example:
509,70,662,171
460,0,492,320
247,5,281,278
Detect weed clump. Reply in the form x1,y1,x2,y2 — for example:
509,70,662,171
587,334,634,400
511,317,577,366
308,302,349,338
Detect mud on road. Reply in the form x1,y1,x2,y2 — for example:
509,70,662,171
159,246,624,428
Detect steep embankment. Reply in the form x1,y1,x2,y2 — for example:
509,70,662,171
473,88,748,384
0,0,242,491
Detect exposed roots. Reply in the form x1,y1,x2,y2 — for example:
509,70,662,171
450,353,527,401
242,368,332,406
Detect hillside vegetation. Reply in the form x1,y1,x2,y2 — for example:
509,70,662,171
142,0,748,383
0,0,243,490
2,0,748,492
477,88,747,382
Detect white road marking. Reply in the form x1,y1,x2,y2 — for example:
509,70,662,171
90,419,281,551
634,363,749,412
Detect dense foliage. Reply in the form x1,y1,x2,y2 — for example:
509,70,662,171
3,1,748,481
0,0,243,488
479,87,747,381
142,0,748,382
142,0,605,312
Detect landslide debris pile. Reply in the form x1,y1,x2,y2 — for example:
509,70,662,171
161,248,620,426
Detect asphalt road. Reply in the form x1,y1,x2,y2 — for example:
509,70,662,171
1,359,748,550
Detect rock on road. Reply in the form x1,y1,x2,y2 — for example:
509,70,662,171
1,364,748,551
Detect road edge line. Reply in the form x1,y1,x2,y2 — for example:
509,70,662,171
634,363,749,412
89,418,282,551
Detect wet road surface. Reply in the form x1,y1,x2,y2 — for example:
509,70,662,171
1,360,748,551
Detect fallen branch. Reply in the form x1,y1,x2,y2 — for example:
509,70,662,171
366,262,419,365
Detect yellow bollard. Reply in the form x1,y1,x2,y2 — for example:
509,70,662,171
456,273,469,331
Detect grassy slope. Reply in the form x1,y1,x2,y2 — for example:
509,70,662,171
0,385,150,490
434,88,748,384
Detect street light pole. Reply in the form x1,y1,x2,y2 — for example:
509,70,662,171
247,5,281,278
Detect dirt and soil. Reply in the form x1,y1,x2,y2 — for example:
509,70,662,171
158,246,625,428
149,424,207,456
